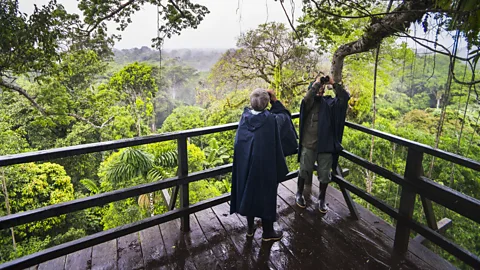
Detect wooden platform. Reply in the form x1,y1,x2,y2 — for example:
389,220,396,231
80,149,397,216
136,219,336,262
25,178,454,270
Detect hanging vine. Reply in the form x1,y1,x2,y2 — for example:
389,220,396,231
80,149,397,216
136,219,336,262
427,30,461,178
365,0,394,195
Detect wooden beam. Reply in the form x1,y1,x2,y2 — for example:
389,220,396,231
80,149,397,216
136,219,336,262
407,217,480,269
416,176,480,224
0,124,238,167
168,186,179,210
344,122,480,171
161,189,171,208
394,148,423,254
341,150,480,224
0,170,302,270
0,194,231,270
413,218,452,245
421,196,438,231
333,166,358,220
177,137,189,232
0,164,232,230
3,112,476,171
333,174,480,269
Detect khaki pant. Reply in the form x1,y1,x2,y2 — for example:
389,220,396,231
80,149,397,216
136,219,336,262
299,147,332,184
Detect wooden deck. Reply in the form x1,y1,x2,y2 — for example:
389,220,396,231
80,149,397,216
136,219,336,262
25,178,454,270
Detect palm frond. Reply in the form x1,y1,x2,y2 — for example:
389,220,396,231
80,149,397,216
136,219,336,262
156,150,178,167
106,148,154,185
147,166,169,182
80,179,100,194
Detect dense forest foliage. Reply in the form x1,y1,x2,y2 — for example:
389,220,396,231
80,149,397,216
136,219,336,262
1,0,479,269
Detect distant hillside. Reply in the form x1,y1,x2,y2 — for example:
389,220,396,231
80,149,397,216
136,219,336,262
113,47,227,71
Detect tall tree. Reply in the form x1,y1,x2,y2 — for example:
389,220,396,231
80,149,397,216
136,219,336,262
298,0,480,85
210,22,320,104
0,0,209,119
108,62,157,136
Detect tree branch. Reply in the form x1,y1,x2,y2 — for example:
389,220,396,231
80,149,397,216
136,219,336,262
0,79,116,128
68,114,115,128
279,0,301,40
394,32,475,62
86,0,136,34
0,79,47,115
310,0,475,19
168,0,188,18
330,0,433,82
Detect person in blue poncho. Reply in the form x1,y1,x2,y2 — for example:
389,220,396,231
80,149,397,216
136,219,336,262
296,75,350,213
230,88,297,242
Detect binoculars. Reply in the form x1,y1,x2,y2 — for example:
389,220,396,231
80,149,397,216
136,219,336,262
320,76,330,84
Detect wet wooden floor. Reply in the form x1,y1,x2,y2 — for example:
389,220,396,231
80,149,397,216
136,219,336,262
27,178,455,270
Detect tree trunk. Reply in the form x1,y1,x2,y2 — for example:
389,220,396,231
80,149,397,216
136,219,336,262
436,95,441,109
172,74,177,99
330,0,433,82
1,168,16,249
149,192,154,217
137,114,142,137
132,92,142,136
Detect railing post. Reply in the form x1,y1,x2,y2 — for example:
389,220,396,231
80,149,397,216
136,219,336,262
177,136,189,232
394,147,423,253
420,196,438,231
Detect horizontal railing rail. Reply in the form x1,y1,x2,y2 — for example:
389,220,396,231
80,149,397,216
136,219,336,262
0,164,232,230
344,121,480,171
0,112,479,269
340,151,480,224
0,171,299,270
333,174,480,268
338,124,480,269
0,123,239,167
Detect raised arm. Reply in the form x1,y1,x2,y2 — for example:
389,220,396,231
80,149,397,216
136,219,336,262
266,89,290,128
333,83,350,104
267,89,299,156
328,76,350,105
303,78,323,113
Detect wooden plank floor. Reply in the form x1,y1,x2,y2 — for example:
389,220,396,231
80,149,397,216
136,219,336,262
27,178,454,270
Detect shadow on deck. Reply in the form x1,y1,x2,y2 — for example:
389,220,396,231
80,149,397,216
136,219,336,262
26,178,454,270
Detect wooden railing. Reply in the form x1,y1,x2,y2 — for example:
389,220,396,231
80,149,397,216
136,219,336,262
336,121,480,268
0,114,479,269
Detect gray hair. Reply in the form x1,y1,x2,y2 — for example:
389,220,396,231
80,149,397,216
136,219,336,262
250,88,270,111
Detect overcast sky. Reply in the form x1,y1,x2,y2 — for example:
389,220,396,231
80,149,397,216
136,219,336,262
20,0,466,53
21,0,303,49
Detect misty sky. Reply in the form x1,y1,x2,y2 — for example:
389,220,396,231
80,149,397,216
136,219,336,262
20,0,302,49
20,0,465,53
